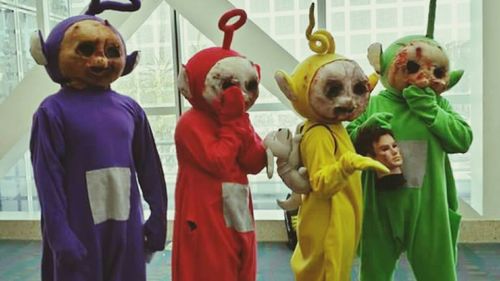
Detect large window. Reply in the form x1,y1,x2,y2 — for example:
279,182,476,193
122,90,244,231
0,0,482,215
0,0,69,212
324,0,478,204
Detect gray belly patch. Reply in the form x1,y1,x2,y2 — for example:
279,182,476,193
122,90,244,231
399,140,428,188
222,182,254,232
86,167,131,224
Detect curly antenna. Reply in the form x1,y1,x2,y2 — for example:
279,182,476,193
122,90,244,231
305,3,335,55
85,0,141,16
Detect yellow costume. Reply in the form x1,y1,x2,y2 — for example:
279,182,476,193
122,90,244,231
274,4,388,280
293,122,363,281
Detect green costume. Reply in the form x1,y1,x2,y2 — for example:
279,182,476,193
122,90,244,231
347,85,472,280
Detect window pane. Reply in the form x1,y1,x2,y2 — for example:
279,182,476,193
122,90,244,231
17,0,36,8
229,0,317,61
147,115,177,211
49,0,70,18
70,0,89,15
0,8,18,104
18,11,37,77
113,2,176,108
326,0,479,204
0,157,28,212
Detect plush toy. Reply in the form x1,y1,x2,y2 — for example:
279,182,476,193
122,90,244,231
29,1,168,281
172,9,267,281
263,127,309,210
346,0,473,280
273,4,389,281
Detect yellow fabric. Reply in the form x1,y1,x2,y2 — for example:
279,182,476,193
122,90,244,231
288,53,346,120
291,121,363,281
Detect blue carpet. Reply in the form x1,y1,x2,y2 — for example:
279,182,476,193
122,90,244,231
1,241,500,280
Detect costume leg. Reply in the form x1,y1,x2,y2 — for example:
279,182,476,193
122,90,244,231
359,191,402,281
406,207,460,281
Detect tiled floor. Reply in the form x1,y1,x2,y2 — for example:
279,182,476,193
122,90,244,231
1,241,500,280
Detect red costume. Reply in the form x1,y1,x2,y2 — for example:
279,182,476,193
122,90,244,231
172,10,267,281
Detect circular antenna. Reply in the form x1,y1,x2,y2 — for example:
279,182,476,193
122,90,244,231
218,9,247,50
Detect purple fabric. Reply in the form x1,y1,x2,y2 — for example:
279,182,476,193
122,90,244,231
86,0,141,16
30,87,167,281
42,16,137,83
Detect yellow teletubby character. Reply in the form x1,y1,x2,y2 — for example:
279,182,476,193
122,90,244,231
274,4,389,281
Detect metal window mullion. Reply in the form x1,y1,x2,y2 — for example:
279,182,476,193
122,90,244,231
13,5,23,80
36,0,50,37
169,6,183,119
317,0,326,29
24,151,34,212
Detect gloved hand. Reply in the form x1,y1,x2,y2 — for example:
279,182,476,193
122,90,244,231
339,151,390,175
213,86,246,123
351,112,393,141
362,112,393,130
55,236,87,267
402,85,439,125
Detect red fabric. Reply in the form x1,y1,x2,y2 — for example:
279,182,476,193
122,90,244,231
172,108,266,281
184,47,241,114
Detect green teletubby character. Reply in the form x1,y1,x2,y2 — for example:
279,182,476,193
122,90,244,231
346,0,473,280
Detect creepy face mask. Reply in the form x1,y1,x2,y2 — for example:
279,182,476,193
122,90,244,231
177,9,261,114
58,20,126,89
30,0,141,88
366,0,463,95
274,3,375,123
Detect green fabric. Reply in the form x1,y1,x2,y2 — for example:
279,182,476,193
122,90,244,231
379,35,443,93
349,112,393,141
346,88,472,281
402,85,439,126
426,0,437,39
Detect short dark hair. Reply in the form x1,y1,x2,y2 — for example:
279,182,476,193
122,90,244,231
355,126,395,156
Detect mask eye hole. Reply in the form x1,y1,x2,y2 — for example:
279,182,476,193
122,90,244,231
246,79,258,92
433,67,446,79
406,60,420,74
326,81,343,99
77,42,95,57
353,82,368,96
221,78,237,90
105,46,121,58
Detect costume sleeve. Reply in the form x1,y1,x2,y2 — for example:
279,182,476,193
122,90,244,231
301,126,348,198
175,116,245,179
30,106,87,265
403,86,473,153
346,111,368,141
428,97,473,153
237,122,266,175
132,107,168,252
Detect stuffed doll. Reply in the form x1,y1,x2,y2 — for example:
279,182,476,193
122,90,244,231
273,4,389,281
263,127,309,210
172,9,267,281
29,1,168,281
346,0,473,280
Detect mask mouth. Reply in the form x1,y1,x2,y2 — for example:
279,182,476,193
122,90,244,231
334,106,355,115
89,66,110,75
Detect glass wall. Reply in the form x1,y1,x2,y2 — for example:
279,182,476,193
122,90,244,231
0,0,69,212
325,0,478,204
0,0,482,214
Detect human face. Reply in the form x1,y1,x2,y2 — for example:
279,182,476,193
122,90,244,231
372,134,403,170
309,60,371,123
58,20,126,89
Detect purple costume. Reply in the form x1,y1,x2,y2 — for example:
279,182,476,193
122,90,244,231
31,88,167,281
29,1,167,280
